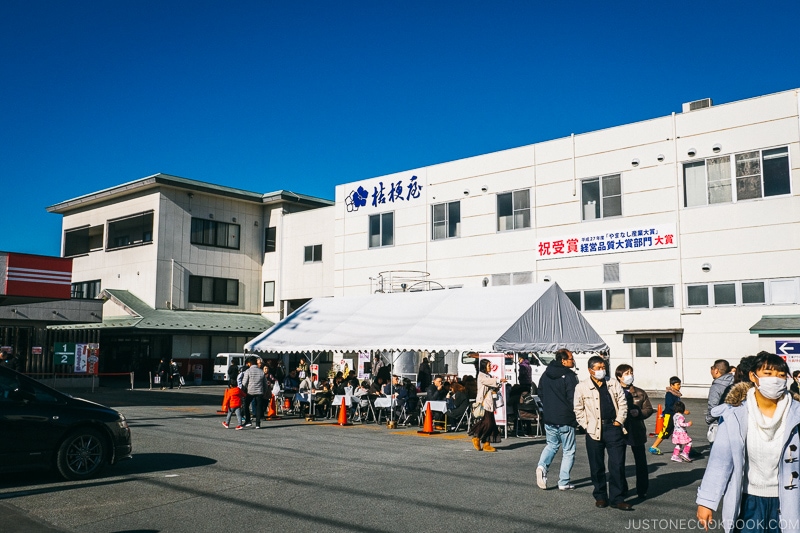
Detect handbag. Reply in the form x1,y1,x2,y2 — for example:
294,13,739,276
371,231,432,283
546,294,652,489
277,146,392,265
153,375,161,384
179,375,185,386
472,401,485,418
493,391,504,408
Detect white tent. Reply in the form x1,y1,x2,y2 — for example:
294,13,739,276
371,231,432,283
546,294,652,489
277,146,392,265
245,283,607,354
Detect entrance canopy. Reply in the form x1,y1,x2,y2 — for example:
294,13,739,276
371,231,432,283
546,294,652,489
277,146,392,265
245,283,608,355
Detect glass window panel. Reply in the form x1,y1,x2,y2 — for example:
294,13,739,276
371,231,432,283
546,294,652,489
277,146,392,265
215,222,228,247
770,280,798,304
656,338,673,357
741,282,765,304
203,219,214,245
584,290,603,311
448,201,460,238
602,195,622,218
304,246,313,262
687,285,709,306
432,203,446,223
514,210,530,229
213,278,226,304
582,179,600,220
629,287,650,309
314,244,322,261
369,215,381,248
635,338,651,357
228,224,239,249
432,222,446,240
188,276,202,302
706,156,731,204
762,147,790,197
263,281,275,306
565,291,582,310
226,279,238,304
713,283,736,305
381,212,394,246
201,277,214,302
602,174,621,196
652,286,674,308
190,218,204,244
513,189,530,210
606,289,625,310
497,192,512,231
683,161,706,207
265,227,277,253
735,151,762,200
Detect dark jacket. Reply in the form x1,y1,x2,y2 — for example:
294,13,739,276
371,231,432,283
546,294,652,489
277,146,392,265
706,372,734,424
537,360,578,426
447,391,470,420
426,383,446,402
518,359,532,389
417,361,432,391
622,385,653,445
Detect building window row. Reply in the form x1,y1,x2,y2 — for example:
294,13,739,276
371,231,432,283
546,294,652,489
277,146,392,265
71,279,101,299
686,277,799,307
188,275,239,305
683,146,790,207
190,218,240,250
566,285,675,312
304,244,322,263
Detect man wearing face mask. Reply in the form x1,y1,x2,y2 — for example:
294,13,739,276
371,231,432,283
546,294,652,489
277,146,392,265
574,355,630,510
615,364,653,499
697,352,800,532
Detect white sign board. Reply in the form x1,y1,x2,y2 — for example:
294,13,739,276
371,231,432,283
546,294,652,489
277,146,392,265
536,223,677,260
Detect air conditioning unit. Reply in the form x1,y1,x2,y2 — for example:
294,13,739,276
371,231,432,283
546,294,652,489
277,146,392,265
682,98,712,112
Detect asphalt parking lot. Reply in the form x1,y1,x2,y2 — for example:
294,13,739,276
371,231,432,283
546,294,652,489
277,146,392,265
1,385,717,533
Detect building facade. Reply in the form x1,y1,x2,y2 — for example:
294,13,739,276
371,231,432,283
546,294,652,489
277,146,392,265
332,89,800,394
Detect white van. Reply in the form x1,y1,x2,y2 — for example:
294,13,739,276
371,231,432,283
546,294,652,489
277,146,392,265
213,353,245,382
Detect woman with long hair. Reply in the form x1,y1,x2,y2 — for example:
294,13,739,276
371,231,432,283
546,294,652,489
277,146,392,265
468,358,506,452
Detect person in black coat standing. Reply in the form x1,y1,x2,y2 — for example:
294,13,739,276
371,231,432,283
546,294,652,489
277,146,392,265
417,357,432,392
535,349,579,490
615,364,653,499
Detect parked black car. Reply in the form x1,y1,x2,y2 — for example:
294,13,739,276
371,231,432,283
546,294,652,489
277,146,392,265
0,365,132,480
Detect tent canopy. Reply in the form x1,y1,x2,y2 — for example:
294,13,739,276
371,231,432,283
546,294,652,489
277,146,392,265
245,283,608,355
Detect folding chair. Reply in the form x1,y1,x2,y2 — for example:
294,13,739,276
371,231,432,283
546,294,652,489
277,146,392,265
450,407,472,432
398,396,421,427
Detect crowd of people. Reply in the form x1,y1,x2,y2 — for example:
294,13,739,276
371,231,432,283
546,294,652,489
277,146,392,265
212,350,800,531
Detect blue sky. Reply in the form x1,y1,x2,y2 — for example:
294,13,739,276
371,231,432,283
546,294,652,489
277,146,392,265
2,1,799,256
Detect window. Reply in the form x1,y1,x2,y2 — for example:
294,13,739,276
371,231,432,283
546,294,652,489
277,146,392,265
265,227,277,253
582,174,621,220
687,285,709,306
64,225,104,256
263,281,275,307
714,283,736,306
432,201,460,240
770,279,798,304
629,287,649,309
584,290,603,311
603,263,620,283
107,212,153,250
188,275,238,305
656,338,674,357
369,212,394,248
304,244,322,263
497,189,530,231
635,338,651,357
652,286,674,308
190,218,240,250
71,280,101,299
565,291,582,310
742,282,765,304
684,147,790,207
606,289,625,310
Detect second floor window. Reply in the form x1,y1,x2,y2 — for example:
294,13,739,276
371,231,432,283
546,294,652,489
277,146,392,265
582,174,621,220
497,189,530,231
684,146,790,207
188,275,239,305
432,201,460,240
265,227,277,253
369,212,394,248
190,218,240,250
107,212,154,250
64,225,104,257
71,280,101,299
304,244,322,262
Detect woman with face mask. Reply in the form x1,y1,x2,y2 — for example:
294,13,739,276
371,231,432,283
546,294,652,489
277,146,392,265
615,364,653,499
697,352,800,532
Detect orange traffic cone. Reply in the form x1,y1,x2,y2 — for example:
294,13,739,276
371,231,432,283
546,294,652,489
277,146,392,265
650,404,663,437
335,397,352,426
265,395,281,420
418,402,441,435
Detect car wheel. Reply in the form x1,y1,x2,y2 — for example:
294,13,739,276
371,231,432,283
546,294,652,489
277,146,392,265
56,428,107,480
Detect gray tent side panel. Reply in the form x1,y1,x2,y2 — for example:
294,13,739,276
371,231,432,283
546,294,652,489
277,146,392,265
492,284,609,353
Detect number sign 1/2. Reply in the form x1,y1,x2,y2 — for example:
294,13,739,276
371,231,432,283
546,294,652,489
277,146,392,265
53,343,77,366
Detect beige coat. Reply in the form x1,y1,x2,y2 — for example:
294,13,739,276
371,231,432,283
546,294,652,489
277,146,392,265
475,372,500,411
574,377,628,441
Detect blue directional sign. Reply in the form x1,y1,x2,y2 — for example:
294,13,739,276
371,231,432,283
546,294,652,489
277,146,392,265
775,341,800,356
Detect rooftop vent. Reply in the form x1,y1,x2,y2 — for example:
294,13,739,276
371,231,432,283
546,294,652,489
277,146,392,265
682,98,712,112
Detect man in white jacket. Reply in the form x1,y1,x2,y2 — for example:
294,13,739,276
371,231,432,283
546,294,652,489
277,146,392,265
573,355,630,511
